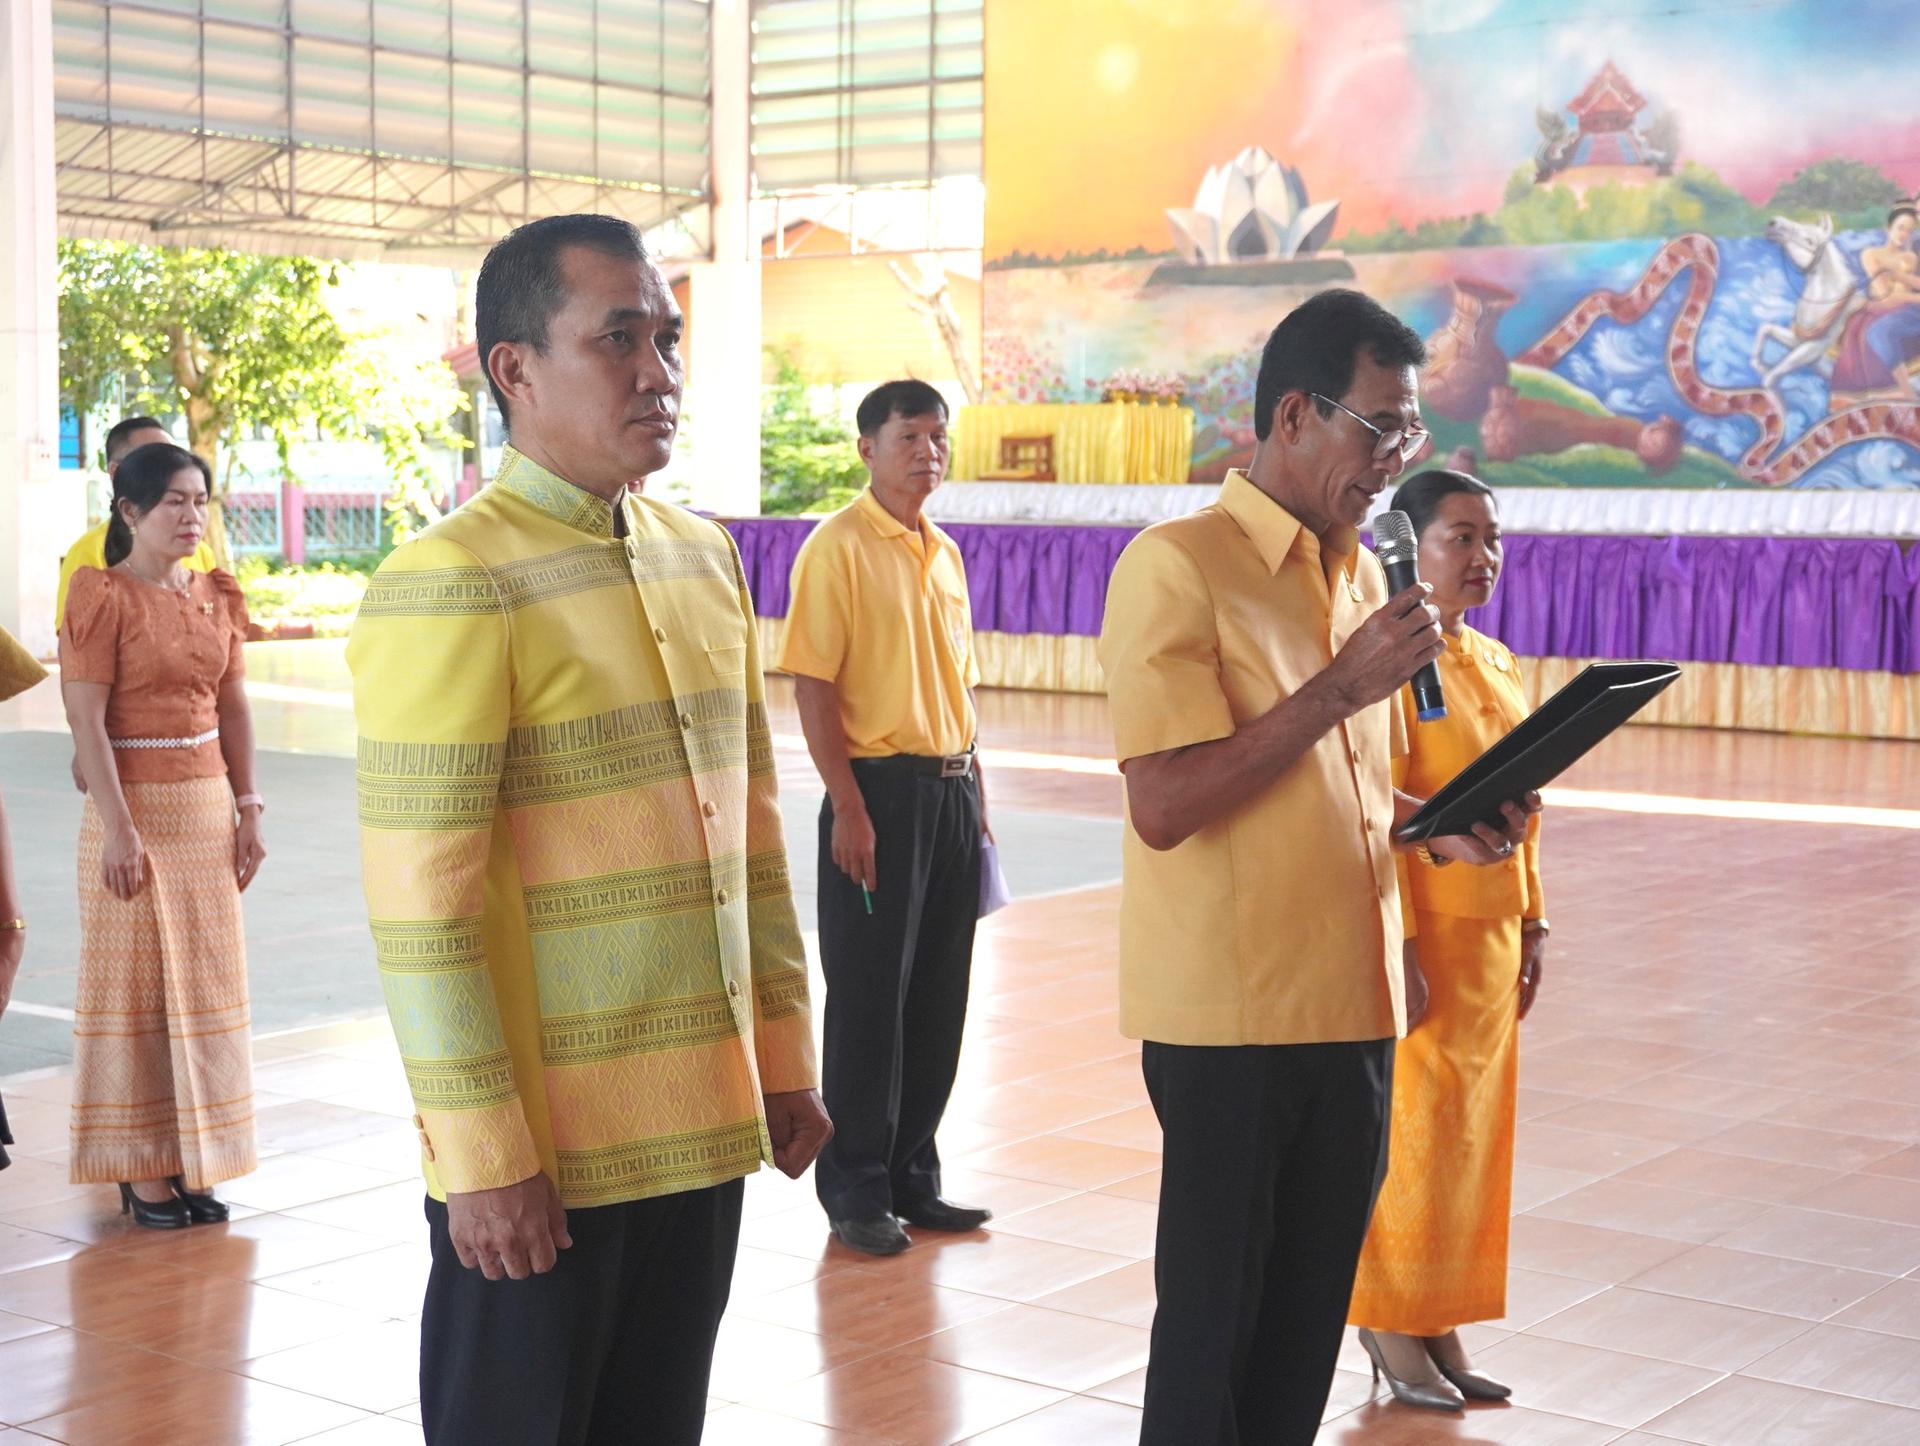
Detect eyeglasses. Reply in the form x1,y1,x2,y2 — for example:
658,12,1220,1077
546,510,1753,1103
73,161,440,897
1310,393,1430,464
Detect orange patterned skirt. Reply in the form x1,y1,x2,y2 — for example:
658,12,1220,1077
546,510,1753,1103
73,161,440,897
1348,911,1520,1335
70,777,256,1189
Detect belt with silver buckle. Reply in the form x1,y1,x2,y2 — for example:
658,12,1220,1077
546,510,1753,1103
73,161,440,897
854,749,975,779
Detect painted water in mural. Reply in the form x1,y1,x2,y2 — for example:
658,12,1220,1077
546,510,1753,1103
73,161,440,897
981,1,1920,490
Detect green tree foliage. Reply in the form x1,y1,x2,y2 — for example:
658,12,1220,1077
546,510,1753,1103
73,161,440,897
1346,162,1765,254
57,239,468,549
759,350,866,516
985,245,1172,271
1766,159,1907,229
1491,164,1759,245
1342,214,1496,254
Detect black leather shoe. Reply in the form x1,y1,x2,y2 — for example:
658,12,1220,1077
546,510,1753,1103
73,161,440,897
896,1197,992,1232
168,1175,231,1224
830,1214,912,1256
118,1182,191,1230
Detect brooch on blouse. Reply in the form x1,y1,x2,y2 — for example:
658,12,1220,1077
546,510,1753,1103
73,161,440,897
201,602,216,616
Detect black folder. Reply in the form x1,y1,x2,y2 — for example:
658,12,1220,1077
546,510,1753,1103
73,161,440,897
1394,661,1682,842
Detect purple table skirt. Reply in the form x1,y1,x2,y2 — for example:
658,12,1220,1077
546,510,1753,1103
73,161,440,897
725,519,1920,675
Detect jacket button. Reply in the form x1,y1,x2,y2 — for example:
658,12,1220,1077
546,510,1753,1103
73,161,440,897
702,800,718,817
654,626,667,642
727,979,741,999
411,1115,424,1130
679,712,694,729
716,888,731,906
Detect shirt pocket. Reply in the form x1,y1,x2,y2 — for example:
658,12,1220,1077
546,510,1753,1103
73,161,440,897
705,642,747,679
939,594,972,662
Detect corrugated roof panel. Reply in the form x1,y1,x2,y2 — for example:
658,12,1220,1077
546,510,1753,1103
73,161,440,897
52,1,713,254
453,65,527,170
206,0,285,24
288,0,369,46
749,0,979,193
291,38,373,151
201,22,292,137
455,0,528,64
375,0,453,55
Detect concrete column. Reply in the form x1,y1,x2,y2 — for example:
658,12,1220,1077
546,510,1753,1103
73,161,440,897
680,0,761,517
0,0,72,656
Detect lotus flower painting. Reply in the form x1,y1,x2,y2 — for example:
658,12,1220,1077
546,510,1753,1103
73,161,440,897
1166,146,1341,266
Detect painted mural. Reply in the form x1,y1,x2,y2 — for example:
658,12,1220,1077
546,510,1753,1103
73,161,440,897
981,0,1920,489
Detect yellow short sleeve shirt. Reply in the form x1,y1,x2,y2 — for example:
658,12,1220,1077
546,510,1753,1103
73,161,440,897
777,489,979,758
1098,471,1409,1047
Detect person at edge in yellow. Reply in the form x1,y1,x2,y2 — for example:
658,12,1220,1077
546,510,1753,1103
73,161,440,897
347,214,831,1446
1099,289,1542,1446
777,379,995,1258
1348,468,1548,1411
56,417,216,632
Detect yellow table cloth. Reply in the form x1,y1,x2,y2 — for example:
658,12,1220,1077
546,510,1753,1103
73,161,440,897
954,402,1194,485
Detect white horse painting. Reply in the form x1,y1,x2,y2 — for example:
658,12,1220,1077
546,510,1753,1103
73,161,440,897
1751,214,1864,398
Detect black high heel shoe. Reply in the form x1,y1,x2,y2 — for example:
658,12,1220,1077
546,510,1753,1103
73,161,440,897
168,1175,230,1224
118,1181,191,1229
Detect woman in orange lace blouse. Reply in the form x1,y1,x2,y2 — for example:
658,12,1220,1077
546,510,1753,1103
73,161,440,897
59,442,268,1229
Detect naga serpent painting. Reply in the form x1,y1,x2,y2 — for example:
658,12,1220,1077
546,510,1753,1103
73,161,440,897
1513,235,1920,487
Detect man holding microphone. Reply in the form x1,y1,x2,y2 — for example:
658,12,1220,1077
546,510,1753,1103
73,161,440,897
1099,289,1540,1444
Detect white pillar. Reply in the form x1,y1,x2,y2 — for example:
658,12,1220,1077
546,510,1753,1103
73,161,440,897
0,0,69,656
681,0,762,517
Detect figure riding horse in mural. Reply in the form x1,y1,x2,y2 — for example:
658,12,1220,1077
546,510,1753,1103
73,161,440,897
1829,200,1920,403
1753,205,1920,406
1750,214,1865,401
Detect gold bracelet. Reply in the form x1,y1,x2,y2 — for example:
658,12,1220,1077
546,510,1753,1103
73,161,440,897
1413,843,1451,869
0,918,24,931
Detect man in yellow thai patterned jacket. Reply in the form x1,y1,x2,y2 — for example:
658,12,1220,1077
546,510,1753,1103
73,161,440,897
348,214,830,1446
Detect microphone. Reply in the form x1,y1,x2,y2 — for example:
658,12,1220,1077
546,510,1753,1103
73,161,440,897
1371,509,1446,723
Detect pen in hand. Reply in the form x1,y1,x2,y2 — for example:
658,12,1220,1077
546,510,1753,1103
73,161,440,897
861,884,874,916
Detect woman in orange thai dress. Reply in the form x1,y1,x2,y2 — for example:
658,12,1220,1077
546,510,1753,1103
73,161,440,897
1348,469,1548,1409
60,442,268,1228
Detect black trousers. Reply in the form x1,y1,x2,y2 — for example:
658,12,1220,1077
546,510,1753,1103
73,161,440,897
1139,1038,1394,1446
814,758,982,1221
419,1178,743,1446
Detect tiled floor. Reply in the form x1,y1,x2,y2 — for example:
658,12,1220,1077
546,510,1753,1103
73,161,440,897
4,667,1920,1440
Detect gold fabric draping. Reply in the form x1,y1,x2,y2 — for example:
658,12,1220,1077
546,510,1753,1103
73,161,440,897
760,619,1920,741
954,402,1195,484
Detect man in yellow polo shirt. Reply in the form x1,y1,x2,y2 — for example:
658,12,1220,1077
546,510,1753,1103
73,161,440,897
56,417,217,631
1100,290,1539,1445
779,378,993,1257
